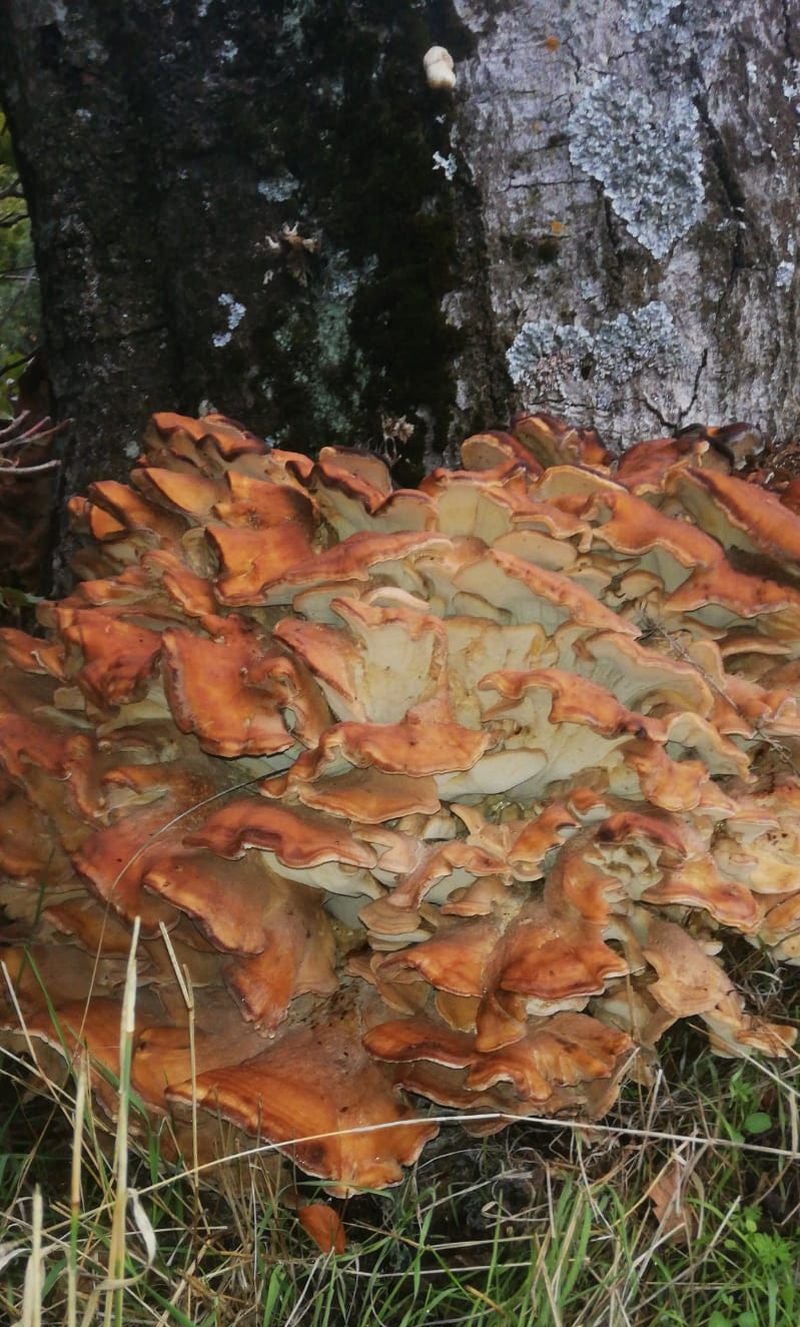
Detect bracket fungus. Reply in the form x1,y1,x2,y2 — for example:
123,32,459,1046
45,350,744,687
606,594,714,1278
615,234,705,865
1,409,799,1193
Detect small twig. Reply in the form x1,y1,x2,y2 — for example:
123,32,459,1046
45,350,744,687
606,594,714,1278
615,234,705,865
0,408,33,441
0,435,45,454
0,458,60,477
0,420,68,454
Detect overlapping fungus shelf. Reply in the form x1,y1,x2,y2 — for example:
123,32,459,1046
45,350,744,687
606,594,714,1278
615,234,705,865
1,409,798,1192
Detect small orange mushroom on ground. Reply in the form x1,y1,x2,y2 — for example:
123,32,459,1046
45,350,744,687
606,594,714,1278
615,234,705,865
297,1203,347,1254
1,407,799,1192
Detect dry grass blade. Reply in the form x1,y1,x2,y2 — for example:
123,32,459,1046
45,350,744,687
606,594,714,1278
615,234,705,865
2,960,42,1075
67,1059,87,1327
158,922,200,1208
101,917,140,1327
19,1187,43,1327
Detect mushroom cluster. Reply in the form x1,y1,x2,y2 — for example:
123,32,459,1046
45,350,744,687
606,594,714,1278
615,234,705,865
1,410,798,1192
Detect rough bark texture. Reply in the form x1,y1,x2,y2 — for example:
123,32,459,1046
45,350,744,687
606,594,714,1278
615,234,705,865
453,0,800,445
1,0,799,553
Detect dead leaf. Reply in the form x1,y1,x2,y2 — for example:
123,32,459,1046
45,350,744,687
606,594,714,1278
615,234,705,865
646,1157,699,1245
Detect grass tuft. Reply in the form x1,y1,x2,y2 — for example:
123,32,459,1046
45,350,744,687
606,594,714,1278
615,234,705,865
2,957,800,1325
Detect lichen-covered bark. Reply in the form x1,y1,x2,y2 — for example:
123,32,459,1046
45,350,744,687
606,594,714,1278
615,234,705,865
0,0,799,567
451,0,800,445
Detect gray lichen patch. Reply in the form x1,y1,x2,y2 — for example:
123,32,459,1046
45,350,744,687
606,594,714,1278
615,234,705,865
315,251,376,374
506,301,680,405
776,260,795,290
506,320,591,396
257,175,299,202
624,0,681,33
593,302,680,382
269,250,374,440
212,292,246,348
567,78,705,259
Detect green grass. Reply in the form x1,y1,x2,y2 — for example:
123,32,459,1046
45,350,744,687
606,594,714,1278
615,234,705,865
2,955,799,1326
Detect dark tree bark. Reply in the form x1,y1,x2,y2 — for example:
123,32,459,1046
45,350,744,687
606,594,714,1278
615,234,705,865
1,0,799,565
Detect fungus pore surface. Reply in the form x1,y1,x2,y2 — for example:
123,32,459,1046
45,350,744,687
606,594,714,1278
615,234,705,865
1,409,799,1193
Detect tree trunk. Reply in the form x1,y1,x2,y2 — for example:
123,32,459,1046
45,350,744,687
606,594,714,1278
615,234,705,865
1,0,798,560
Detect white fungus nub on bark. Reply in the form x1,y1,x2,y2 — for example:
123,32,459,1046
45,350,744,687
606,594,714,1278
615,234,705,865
423,46,456,92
